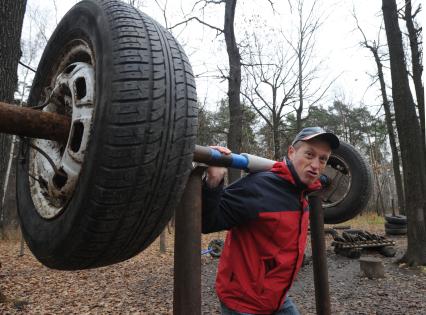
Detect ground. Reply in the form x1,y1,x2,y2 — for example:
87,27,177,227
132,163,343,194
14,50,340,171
0,214,425,314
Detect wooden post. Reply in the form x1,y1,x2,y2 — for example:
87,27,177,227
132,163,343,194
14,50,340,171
309,195,331,315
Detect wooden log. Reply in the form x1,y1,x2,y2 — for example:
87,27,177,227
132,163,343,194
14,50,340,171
359,257,385,279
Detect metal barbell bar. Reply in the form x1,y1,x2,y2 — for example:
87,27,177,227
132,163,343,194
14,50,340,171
0,101,277,172
0,101,70,143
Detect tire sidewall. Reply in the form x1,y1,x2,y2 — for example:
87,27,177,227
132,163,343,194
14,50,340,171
385,215,407,225
323,141,372,224
384,222,407,229
18,1,112,267
385,227,407,235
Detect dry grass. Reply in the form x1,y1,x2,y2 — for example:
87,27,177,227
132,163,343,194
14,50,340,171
326,211,386,233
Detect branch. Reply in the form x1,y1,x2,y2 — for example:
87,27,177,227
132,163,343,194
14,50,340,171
278,82,298,117
266,0,277,14
53,0,59,25
18,61,36,73
412,4,422,19
154,0,169,29
240,90,273,129
309,72,342,107
353,7,370,48
169,16,223,35
192,0,225,12
241,62,276,67
216,66,229,82
254,86,273,112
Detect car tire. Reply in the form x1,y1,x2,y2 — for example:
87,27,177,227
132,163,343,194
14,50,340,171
385,227,407,235
385,215,407,225
384,222,406,229
17,0,197,270
322,142,373,224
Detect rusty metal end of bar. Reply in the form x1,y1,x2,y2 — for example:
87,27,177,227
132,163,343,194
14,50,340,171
0,101,71,143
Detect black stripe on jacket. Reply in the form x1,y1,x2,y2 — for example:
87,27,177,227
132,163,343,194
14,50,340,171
202,171,302,233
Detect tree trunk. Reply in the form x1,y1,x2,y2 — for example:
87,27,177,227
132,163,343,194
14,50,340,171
382,0,426,266
1,136,19,233
405,0,424,145
272,120,281,161
0,0,27,301
296,49,303,131
0,0,27,238
372,49,405,214
0,133,11,239
0,1,26,102
224,0,243,183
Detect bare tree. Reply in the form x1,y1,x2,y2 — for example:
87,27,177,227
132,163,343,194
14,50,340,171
353,11,405,215
2,5,52,246
382,0,426,266
223,0,243,182
283,0,334,131
0,0,27,237
0,3,50,243
242,32,299,160
0,0,27,302
401,0,424,145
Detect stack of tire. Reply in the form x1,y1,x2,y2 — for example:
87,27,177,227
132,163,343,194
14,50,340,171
385,214,407,235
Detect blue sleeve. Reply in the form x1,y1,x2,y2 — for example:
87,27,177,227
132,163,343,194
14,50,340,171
202,175,261,234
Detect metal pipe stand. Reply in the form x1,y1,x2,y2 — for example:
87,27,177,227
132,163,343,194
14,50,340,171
173,166,205,315
172,169,331,315
309,194,331,315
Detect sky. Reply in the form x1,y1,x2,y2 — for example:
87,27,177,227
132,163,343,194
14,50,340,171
19,0,418,117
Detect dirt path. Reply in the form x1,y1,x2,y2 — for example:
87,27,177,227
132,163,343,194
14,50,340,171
291,234,425,315
0,231,425,314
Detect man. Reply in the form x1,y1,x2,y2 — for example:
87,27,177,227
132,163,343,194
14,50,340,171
202,127,339,315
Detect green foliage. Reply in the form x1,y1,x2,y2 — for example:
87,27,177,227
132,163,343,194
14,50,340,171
197,99,262,154
196,104,222,146
276,99,389,169
200,97,390,163
255,119,293,160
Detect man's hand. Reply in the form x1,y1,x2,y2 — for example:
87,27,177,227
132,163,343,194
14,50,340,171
205,146,231,188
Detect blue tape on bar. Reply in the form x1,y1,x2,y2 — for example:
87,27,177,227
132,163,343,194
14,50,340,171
230,153,249,169
210,148,222,160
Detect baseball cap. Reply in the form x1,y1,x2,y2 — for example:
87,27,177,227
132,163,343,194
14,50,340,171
291,127,339,149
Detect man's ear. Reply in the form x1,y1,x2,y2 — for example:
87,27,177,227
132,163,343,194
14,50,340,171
288,145,295,160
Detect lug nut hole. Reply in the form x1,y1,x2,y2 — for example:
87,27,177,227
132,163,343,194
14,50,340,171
75,77,87,100
53,170,68,189
70,122,84,152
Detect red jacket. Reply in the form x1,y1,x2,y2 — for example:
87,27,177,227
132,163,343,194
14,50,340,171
202,159,322,314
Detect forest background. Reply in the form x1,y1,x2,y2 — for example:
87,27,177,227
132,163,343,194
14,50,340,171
0,0,424,265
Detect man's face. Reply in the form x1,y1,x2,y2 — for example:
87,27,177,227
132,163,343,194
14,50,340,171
288,139,332,186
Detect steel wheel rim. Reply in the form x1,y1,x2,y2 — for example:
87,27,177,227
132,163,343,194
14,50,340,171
321,154,352,208
29,40,95,219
